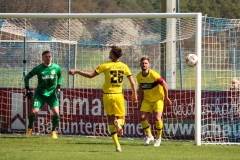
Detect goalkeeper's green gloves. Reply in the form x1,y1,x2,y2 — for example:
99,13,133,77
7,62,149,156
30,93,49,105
25,86,33,99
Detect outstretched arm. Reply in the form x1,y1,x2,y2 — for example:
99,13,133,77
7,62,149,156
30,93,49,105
68,69,98,78
127,76,138,102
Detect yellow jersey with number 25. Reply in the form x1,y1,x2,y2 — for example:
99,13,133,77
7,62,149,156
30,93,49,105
95,61,131,93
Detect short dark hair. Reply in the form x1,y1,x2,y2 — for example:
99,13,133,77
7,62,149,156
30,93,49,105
140,57,149,62
42,50,51,56
110,46,122,58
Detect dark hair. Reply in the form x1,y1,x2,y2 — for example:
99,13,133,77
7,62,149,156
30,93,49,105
42,50,51,56
110,46,122,58
140,57,149,62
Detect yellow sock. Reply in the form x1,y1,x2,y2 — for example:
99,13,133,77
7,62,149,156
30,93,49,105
155,120,163,139
117,118,125,126
109,125,120,146
140,120,152,136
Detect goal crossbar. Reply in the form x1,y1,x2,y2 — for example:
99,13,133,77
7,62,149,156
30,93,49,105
0,13,201,19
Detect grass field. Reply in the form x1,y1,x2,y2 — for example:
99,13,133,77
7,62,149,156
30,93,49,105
0,134,239,160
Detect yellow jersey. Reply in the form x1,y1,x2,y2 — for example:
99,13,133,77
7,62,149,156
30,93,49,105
136,69,165,102
95,61,131,93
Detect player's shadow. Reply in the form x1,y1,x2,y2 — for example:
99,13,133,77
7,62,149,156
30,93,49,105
77,150,103,153
0,136,34,139
69,142,113,145
69,141,142,146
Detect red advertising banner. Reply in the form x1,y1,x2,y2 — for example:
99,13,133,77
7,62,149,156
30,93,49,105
0,88,239,140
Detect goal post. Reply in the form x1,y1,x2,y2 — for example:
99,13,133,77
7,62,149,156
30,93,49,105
0,13,204,144
195,13,202,146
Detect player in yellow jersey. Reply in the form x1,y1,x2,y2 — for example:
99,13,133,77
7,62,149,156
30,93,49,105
68,46,137,152
136,57,172,147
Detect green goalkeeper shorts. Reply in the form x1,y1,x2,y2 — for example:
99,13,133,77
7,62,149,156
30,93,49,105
32,92,59,109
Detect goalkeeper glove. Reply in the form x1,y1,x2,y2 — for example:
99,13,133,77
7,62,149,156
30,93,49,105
25,86,33,99
56,84,61,97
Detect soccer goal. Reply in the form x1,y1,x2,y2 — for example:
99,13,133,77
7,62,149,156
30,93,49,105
1,13,238,146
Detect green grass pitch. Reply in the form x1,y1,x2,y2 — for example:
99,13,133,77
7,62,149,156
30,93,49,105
0,134,239,160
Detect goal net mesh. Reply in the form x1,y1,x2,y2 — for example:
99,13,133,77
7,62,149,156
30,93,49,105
0,15,239,144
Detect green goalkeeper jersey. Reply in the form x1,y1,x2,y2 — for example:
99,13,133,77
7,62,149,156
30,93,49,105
24,63,62,97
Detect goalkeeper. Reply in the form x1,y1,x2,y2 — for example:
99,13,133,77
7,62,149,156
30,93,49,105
136,57,172,147
24,50,62,138
68,46,137,152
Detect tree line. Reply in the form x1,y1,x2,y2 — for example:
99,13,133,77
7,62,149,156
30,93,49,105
0,0,239,19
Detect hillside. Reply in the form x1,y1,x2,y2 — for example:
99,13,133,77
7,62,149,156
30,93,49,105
0,0,239,19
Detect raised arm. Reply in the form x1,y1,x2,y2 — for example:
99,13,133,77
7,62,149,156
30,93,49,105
68,69,98,78
127,76,138,102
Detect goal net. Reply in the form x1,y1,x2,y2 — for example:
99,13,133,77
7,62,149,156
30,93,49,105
0,13,239,145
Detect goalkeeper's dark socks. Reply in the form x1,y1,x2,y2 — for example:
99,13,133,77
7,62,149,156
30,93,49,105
28,114,36,128
52,115,60,131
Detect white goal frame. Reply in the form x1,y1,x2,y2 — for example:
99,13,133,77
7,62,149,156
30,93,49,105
0,13,202,145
